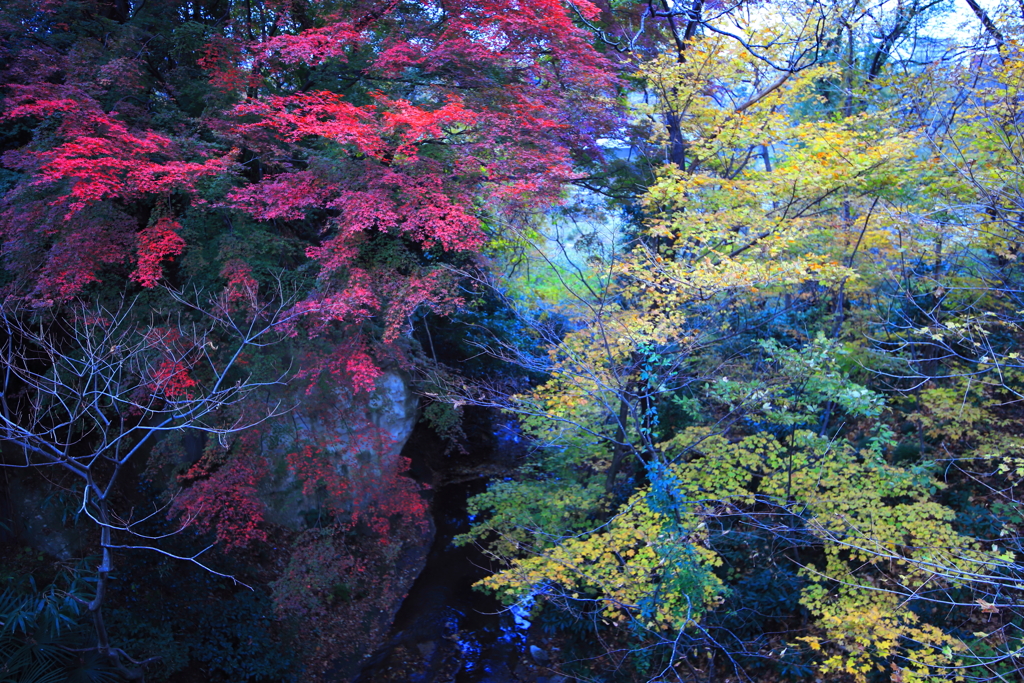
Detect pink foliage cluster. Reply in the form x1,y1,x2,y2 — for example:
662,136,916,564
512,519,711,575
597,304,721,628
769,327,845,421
2,84,231,217
293,338,382,395
132,218,186,288
286,434,428,543
148,359,198,399
0,79,233,302
197,35,250,94
219,259,260,313
173,452,269,550
225,172,330,221
260,17,362,66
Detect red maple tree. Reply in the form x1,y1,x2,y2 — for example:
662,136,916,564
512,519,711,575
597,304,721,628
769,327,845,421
0,0,619,559
1,0,618,359
0,0,620,673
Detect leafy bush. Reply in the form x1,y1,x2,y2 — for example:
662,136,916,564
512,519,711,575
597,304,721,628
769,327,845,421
0,584,119,683
189,591,296,682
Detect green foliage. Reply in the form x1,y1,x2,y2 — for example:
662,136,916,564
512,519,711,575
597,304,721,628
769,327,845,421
457,475,608,556
420,400,466,450
478,486,724,631
108,580,296,683
0,583,119,683
103,609,189,682
189,592,295,682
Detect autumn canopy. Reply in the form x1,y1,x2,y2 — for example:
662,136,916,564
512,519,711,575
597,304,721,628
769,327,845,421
4,0,1024,682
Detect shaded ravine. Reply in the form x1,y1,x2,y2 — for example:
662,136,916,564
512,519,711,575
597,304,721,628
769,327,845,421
354,411,532,683
354,479,524,683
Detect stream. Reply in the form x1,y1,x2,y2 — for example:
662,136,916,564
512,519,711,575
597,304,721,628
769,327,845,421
355,413,541,683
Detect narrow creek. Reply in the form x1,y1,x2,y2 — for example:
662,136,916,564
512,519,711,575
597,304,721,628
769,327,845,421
355,411,535,683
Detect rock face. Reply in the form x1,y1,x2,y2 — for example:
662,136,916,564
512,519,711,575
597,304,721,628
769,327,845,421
2,370,422,556
2,369,434,683
261,370,420,529
367,372,421,450
265,372,431,683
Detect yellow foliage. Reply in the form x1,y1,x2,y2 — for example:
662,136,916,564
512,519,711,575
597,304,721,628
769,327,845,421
478,489,724,630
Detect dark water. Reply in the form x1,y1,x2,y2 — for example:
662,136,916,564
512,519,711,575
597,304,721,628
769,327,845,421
354,479,526,683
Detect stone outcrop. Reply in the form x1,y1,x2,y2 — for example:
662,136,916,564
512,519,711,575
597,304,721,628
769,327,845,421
261,370,420,529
